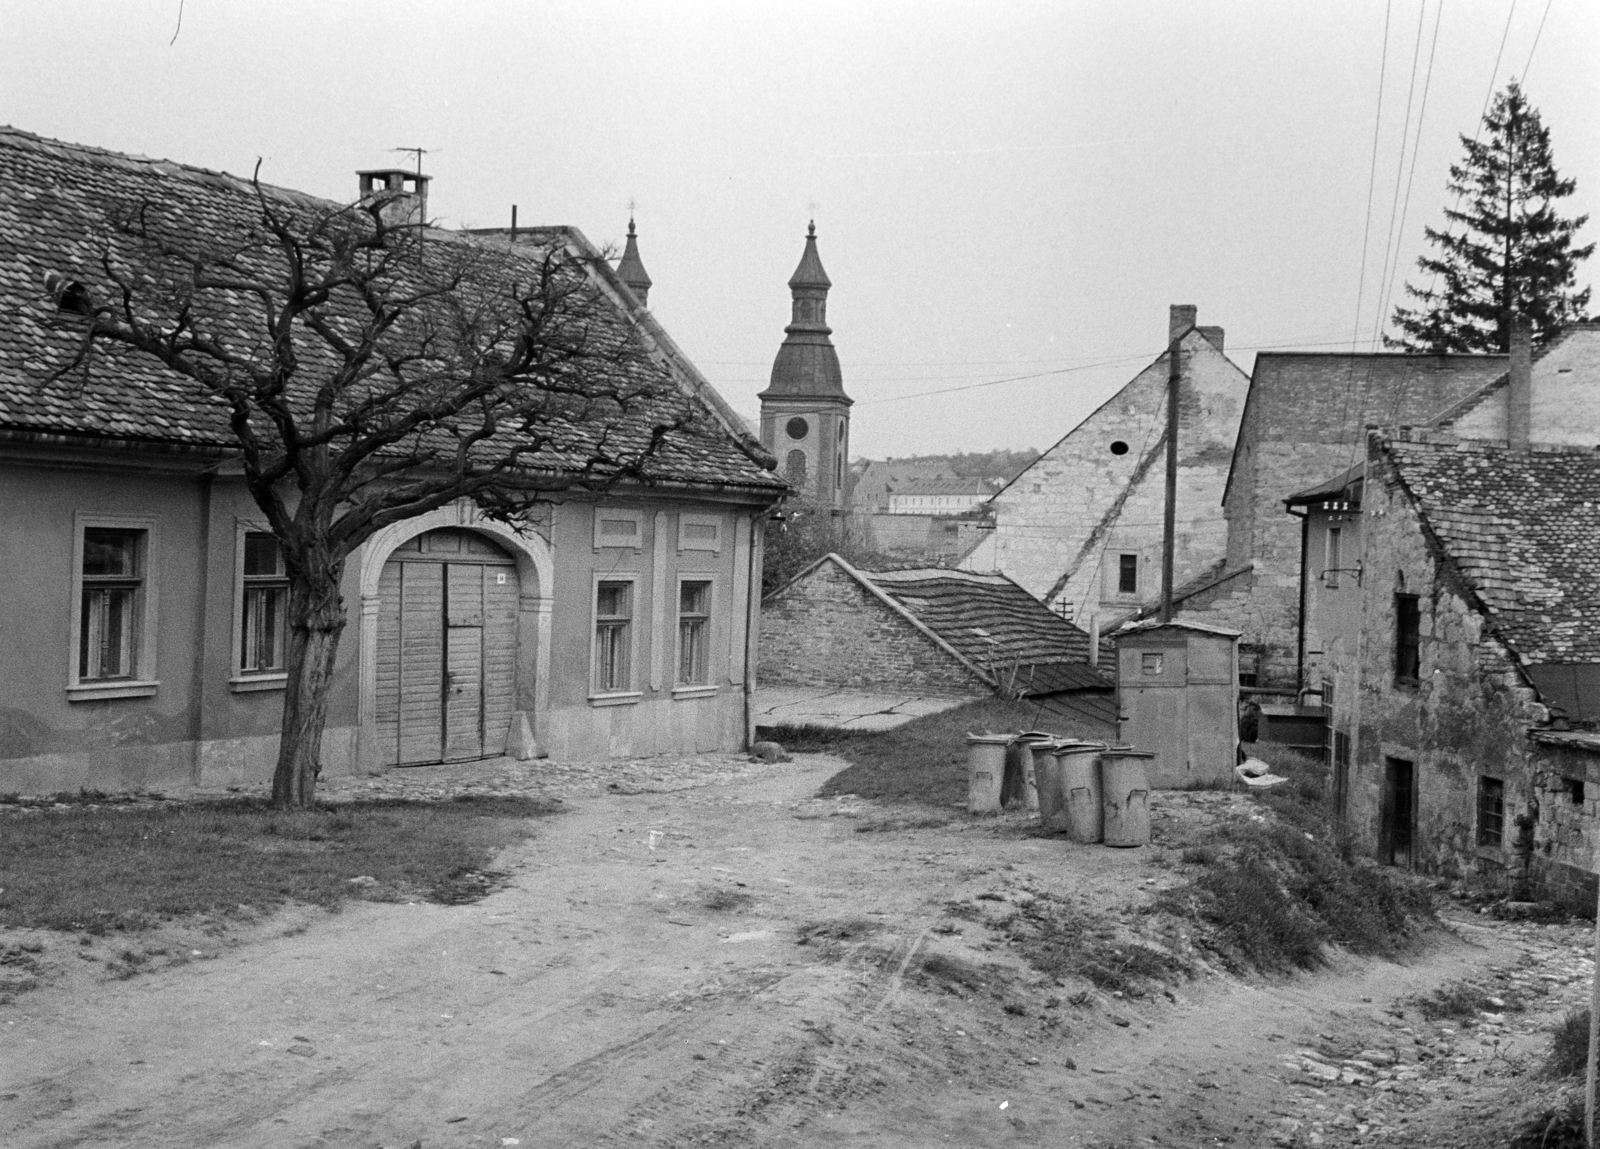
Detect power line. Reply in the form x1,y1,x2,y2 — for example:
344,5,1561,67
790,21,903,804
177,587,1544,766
1370,0,1431,352
1522,0,1555,83
1351,0,1394,352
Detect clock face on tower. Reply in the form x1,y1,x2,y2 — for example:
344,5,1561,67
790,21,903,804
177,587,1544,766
786,416,810,440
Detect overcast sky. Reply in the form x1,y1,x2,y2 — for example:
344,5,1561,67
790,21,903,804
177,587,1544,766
5,2,1595,460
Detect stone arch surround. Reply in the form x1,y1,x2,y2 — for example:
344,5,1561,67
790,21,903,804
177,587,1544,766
355,500,553,769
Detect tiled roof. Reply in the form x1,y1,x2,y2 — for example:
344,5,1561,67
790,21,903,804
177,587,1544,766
1385,438,1600,664
0,126,783,493
861,566,1109,690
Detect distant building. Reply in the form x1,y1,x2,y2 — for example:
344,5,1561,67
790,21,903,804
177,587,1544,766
886,477,992,515
964,306,1249,641
758,224,851,511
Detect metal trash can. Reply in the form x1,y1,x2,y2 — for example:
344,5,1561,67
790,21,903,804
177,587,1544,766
1056,743,1107,843
965,734,1012,813
1009,732,1055,811
1100,746,1155,847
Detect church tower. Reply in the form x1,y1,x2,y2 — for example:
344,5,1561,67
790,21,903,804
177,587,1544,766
615,218,652,306
759,223,852,509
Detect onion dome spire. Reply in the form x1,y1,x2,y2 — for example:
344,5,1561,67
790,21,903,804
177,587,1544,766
616,217,652,306
760,222,847,401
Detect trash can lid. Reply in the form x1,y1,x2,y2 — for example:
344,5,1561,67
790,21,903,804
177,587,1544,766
965,733,1015,745
1051,742,1107,755
1099,745,1156,758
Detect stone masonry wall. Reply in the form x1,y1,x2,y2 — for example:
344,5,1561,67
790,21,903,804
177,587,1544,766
1346,454,1551,896
758,559,988,696
978,328,1248,634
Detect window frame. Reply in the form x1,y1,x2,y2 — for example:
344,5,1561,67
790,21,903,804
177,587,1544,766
673,576,717,696
66,512,160,701
589,574,641,704
1394,592,1421,684
1477,775,1506,848
1115,552,1139,597
231,525,291,692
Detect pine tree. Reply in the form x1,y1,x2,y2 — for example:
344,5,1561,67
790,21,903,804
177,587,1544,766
1390,80,1593,352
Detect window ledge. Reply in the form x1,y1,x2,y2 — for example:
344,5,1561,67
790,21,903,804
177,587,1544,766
230,673,288,693
588,691,643,708
672,685,719,699
66,680,159,702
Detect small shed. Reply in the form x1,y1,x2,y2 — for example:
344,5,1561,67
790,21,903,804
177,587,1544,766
1113,619,1240,788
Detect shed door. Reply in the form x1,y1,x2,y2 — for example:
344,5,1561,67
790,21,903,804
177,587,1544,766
375,529,518,767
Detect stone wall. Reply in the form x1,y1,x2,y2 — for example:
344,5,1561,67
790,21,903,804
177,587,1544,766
758,558,987,696
1344,450,1548,895
976,325,1248,636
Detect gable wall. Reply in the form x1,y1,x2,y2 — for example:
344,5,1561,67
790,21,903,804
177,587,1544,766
758,561,987,696
1444,328,1600,443
977,333,1247,633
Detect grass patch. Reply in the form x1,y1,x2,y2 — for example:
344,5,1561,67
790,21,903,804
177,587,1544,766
703,887,755,912
795,918,881,949
969,890,1188,993
800,698,1112,807
1412,978,1524,1021
0,795,555,933
1546,1009,1590,1078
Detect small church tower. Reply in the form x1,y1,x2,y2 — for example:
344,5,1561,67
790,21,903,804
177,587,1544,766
759,223,852,508
615,218,652,307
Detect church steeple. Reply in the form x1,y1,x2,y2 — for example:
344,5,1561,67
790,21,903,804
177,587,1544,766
759,223,852,509
615,218,652,307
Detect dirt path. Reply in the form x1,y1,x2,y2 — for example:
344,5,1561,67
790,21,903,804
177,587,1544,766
2,755,1593,1148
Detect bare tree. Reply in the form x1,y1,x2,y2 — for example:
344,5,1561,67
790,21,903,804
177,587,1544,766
50,177,700,807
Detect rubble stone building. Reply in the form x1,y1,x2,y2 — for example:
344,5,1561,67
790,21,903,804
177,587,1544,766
1187,349,1506,688
1288,324,1600,906
963,306,1248,639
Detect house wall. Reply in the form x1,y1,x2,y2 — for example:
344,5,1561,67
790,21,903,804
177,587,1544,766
0,451,360,794
0,444,767,793
976,328,1247,635
1299,504,1365,696
758,559,987,696
534,499,758,761
1344,456,1545,894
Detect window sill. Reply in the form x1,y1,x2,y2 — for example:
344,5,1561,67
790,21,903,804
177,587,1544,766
672,684,718,699
588,691,643,708
66,680,159,701
230,673,288,693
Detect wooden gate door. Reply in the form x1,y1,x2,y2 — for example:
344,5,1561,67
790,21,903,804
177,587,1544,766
375,530,518,767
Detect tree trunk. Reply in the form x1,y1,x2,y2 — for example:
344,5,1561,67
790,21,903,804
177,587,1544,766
272,562,348,808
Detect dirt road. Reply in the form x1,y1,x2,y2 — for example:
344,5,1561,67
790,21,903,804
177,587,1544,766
2,754,1593,1148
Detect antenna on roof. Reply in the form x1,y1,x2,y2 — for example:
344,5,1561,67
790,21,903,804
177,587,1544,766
391,146,433,176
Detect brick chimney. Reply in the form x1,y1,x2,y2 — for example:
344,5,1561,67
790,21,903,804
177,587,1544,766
1197,325,1225,352
357,168,430,228
1508,316,1532,451
1169,304,1198,345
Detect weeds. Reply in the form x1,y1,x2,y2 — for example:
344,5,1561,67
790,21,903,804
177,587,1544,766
1508,1100,1586,1148
0,795,555,932
1545,1009,1590,1078
1412,979,1523,1021
975,889,1188,993
795,918,881,947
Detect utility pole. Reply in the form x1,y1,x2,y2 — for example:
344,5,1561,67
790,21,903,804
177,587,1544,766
1159,322,1187,624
